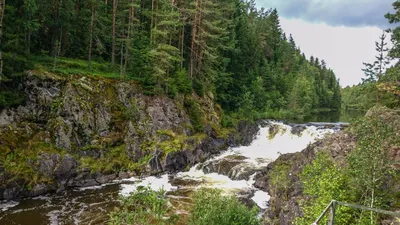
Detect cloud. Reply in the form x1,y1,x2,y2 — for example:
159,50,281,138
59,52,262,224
279,18,391,86
256,0,395,28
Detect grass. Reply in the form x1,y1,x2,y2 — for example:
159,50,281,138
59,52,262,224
2,141,62,188
33,56,122,79
79,144,151,174
155,130,207,155
254,109,297,120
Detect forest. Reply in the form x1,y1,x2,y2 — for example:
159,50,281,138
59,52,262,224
342,19,400,111
0,0,399,225
0,0,341,119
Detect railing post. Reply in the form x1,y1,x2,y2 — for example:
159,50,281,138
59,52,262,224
328,201,336,225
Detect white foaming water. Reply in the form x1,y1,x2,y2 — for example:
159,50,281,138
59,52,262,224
120,174,175,197
252,190,270,209
0,200,19,212
215,121,334,165
119,121,335,210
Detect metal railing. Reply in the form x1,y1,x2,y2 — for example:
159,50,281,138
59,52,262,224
312,200,400,225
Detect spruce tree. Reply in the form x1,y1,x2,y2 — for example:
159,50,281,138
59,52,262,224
362,31,391,82
0,0,4,82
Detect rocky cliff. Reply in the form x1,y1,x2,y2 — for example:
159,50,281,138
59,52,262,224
254,132,356,224
255,106,400,225
0,71,259,200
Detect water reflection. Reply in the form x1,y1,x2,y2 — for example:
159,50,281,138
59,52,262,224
288,109,366,124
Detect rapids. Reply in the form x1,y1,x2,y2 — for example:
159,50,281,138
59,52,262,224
0,121,341,224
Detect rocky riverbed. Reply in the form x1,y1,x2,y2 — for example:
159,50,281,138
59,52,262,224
0,121,347,224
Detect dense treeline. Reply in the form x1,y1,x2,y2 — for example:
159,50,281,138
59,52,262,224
342,4,400,110
300,2,400,224
0,0,341,117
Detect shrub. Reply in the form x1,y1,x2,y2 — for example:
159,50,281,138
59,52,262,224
296,152,354,225
184,97,203,132
109,186,179,225
188,188,261,225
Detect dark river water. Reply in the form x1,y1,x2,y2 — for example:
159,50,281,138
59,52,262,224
0,115,356,224
288,109,366,124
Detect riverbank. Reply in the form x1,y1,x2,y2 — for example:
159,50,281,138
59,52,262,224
0,70,262,200
255,106,400,225
1,121,347,224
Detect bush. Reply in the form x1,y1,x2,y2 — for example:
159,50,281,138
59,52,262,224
109,186,179,225
173,69,192,94
297,152,354,225
188,188,261,225
184,97,204,132
108,187,261,225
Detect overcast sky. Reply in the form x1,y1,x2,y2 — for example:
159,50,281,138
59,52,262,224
255,0,395,87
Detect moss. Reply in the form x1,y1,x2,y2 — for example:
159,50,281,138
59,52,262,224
156,129,176,138
51,99,63,113
155,131,206,159
2,141,61,187
80,144,103,151
122,102,140,121
78,144,150,174
268,161,291,200
211,123,234,139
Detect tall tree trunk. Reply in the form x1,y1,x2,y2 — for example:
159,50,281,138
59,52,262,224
27,30,31,54
190,0,198,79
197,0,203,71
88,4,95,69
123,0,134,78
51,0,62,56
150,0,154,43
180,27,184,69
0,0,5,82
111,0,117,65
120,41,124,78
53,25,63,71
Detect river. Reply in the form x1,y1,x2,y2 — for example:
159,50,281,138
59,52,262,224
0,120,347,225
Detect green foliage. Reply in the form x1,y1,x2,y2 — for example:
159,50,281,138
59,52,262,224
288,75,314,116
79,145,150,174
341,83,377,110
346,112,400,223
297,152,354,225
108,187,261,225
188,188,261,225
184,97,204,132
268,162,291,200
109,186,179,225
297,109,400,224
34,56,120,79
167,69,193,97
2,141,60,187
0,89,26,108
0,0,342,115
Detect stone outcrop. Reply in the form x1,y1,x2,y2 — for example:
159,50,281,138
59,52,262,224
255,106,400,225
0,71,259,200
254,131,357,225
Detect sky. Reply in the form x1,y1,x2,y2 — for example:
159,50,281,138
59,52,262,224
255,0,395,87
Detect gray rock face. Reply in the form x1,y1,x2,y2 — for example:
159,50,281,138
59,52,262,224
254,131,357,225
0,71,261,200
148,149,164,175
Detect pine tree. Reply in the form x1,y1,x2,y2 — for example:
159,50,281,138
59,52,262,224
362,31,391,82
111,0,117,66
385,1,400,60
0,0,4,82
88,1,96,69
148,0,181,92
23,0,39,54
189,0,234,86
